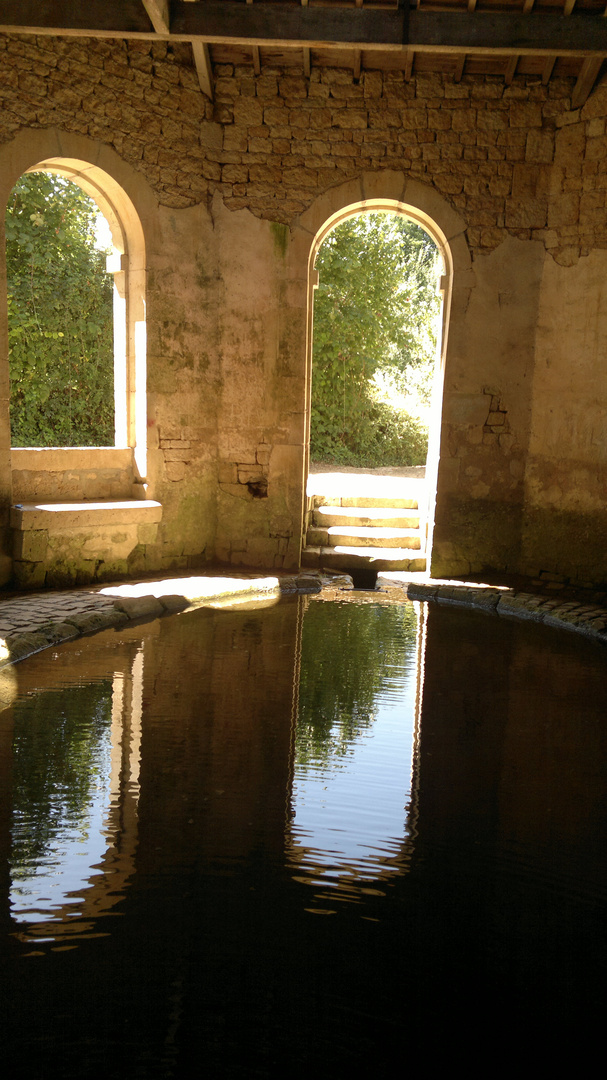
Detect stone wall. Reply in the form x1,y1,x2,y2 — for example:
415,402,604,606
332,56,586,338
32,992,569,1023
1,33,607,586
2,34,607,266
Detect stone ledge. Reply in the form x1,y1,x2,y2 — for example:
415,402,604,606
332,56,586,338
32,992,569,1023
404,579,607,643
0,569,354,677
11,500,163,530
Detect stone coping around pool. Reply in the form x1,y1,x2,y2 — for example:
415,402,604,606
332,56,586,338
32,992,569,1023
0,569,354,671
393,577,607,644
1,567,607,676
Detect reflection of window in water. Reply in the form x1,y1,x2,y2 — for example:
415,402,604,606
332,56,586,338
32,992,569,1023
290,599,422,902
9,648,143,938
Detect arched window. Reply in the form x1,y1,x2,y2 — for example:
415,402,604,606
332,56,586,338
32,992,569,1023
6,171,115,447
5,156,147,480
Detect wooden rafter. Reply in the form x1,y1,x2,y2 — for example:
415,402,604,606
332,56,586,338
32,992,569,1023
3,4,607,58
542,56,557,85
183,0,213,99
301,0,310,76
246,0,261,75
568,0,606,106
354,0,363,80
191,39,214,100
504,55,518,85
572,56,604,108
141,1,169,36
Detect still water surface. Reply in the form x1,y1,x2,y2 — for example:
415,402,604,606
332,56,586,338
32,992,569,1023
1,594,606,1075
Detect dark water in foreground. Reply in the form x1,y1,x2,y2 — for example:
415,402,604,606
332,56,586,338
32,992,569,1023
1,594,606,1076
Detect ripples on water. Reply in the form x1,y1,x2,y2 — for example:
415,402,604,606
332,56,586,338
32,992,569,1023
1,595,606,1075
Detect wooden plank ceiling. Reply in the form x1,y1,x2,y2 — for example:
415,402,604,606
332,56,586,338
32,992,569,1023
1,1,606,106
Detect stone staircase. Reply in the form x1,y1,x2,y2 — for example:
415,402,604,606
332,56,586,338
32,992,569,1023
301,469,427,575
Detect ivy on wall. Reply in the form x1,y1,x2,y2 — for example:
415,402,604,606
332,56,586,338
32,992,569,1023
6,173,114,447
311,212,440,467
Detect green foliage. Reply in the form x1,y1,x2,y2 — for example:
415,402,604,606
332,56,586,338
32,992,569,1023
296,598,418,768
10,682,113,880
6,172,114,447
311,212,440,467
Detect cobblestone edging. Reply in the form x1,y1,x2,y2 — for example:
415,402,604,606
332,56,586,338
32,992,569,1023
0,569,351,670
404,580,607,643
2,570,606,677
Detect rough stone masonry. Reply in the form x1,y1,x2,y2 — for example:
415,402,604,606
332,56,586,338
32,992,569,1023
0,33,606,587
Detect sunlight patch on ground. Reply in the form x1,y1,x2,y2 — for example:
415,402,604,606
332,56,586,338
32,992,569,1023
307,467,425,500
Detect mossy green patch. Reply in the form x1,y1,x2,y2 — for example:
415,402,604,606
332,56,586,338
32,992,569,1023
270,221,289,259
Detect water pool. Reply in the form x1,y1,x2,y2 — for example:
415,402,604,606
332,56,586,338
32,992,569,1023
1,594,606,1075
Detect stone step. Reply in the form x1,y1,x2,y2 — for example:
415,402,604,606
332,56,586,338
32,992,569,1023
307,526,422,549
313,505,420,529
301,545,427,573
312,494,419,511
307,471,424,508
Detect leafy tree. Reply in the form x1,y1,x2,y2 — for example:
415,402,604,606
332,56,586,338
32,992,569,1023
10,682,113,882
296,598,418,768
311,212,441,467
6,172,114,447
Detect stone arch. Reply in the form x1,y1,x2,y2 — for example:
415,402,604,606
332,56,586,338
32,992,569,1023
0,130,154,584
291,171,470,569
0,132,148,467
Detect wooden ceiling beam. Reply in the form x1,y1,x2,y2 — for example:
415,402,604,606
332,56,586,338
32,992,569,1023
184,0,213,98
246,0,261,76
542,56,557,84
454,54,466,82
2,4,607,59
301,0,311,76
504,55,518,85
408,13,607,57
191,38,214,100
141,1,169,37
572,56,604,108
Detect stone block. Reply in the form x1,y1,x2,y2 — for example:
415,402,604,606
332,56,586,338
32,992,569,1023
332,109,368,130
504,196,547,228
233,97,263,126
13,529,48,562
554,122,585,165
525,129,554,164
509,102,542,128
547,192,580,228
443,394,490,427
165,460,186,481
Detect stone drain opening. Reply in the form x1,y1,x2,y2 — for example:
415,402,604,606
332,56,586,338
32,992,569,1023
247,479,268,499
350,568,378,590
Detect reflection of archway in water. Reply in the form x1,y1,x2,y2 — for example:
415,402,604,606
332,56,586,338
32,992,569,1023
285,594,427,911
6,637,145,945
2,591,430,936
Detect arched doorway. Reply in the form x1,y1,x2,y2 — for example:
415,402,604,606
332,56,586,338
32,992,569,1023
309,209,441,468
300,188,456,578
